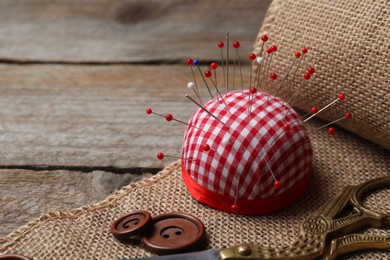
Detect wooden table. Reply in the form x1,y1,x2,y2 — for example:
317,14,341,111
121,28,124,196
0,0,271,237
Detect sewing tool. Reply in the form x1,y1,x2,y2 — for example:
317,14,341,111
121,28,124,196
131,176,390,259
147,34,352,215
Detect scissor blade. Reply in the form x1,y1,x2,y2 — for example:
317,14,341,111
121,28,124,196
127,249,220,260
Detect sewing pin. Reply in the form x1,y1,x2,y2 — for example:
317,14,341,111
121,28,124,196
146,108,204,132
157,152,190,161
255,35,268,91
187,81,203,105
281,51,306,105
226,32,230,95
273,52,300,99
208,63,229,110
314,112,352,131
248,53,256,91
283,70,313,119
194,60,213,99
165,113,206,132
186,58,201,102
218,41,226,94
255,56,264,91
265,72,278,105
264,158,280,189
259,34,268,56
233,41,244,94
303,93,346,123
185,94,228,128
248,87,257,113
263,45,277,91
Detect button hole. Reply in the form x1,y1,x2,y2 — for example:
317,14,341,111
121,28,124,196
163,234,170,239
175,231,183,236
123,218,139,228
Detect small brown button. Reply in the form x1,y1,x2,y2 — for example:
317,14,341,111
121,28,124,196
0,254,32,260
111,210,152,242
141,212,205,255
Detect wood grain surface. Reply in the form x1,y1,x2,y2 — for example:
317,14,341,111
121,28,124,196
0,0,271,237
0,0,270,63
0,64,248,169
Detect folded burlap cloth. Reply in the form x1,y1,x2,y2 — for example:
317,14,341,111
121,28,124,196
1,0,389,259
255,0,389,150
0,119,389,259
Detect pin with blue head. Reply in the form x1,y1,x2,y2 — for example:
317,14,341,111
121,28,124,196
147,34,352,215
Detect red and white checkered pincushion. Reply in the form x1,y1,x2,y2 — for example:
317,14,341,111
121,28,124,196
181,90,313,215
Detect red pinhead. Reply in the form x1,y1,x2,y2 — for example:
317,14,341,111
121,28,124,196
283,124,291,131
294,51,301,58
328,127,336,135
302,47,308,54
233,41,240,48
203,144,210,152
345,112,352,119
338,93,346,100
249,53,256,60
210,62,218,70
311,107,319,114
274,180,281,189
165,114,173,121
270,45,277,52
308,67,315,74
231,204,239,212
218,41,224,48
266,47,273,54
270,73,277,80
204,70,212,78
261,35,268,42
157,152,164,160
250,87,257,94
186,58,193,65
303,73,311,80
146,108,152,114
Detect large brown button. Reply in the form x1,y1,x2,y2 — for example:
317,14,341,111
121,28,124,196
0,254,32,260
111,210,152,242
141,212,205,255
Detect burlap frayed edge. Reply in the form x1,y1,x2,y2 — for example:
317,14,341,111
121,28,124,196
0,160,181,250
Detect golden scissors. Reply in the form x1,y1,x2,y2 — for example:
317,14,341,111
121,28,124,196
219,175,390,259
134,176,389,260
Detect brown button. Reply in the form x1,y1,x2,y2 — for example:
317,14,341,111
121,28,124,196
111,210,152,242
0,254,32,260
141,212,205,255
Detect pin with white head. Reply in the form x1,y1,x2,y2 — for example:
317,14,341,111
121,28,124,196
147,34,353,216
186,59,203,105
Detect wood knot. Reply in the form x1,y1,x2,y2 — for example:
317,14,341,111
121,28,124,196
113,1,170,24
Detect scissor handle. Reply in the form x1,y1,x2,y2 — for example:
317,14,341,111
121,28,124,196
350,175,390,225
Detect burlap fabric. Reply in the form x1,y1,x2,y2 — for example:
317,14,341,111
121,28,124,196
254,0,390,149
0,119,389,259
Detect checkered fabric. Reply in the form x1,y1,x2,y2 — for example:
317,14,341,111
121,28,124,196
182,90,312,201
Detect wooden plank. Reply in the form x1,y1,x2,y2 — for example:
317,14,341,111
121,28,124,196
0,169,152,237
0,0,271,63
0,64,251,168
